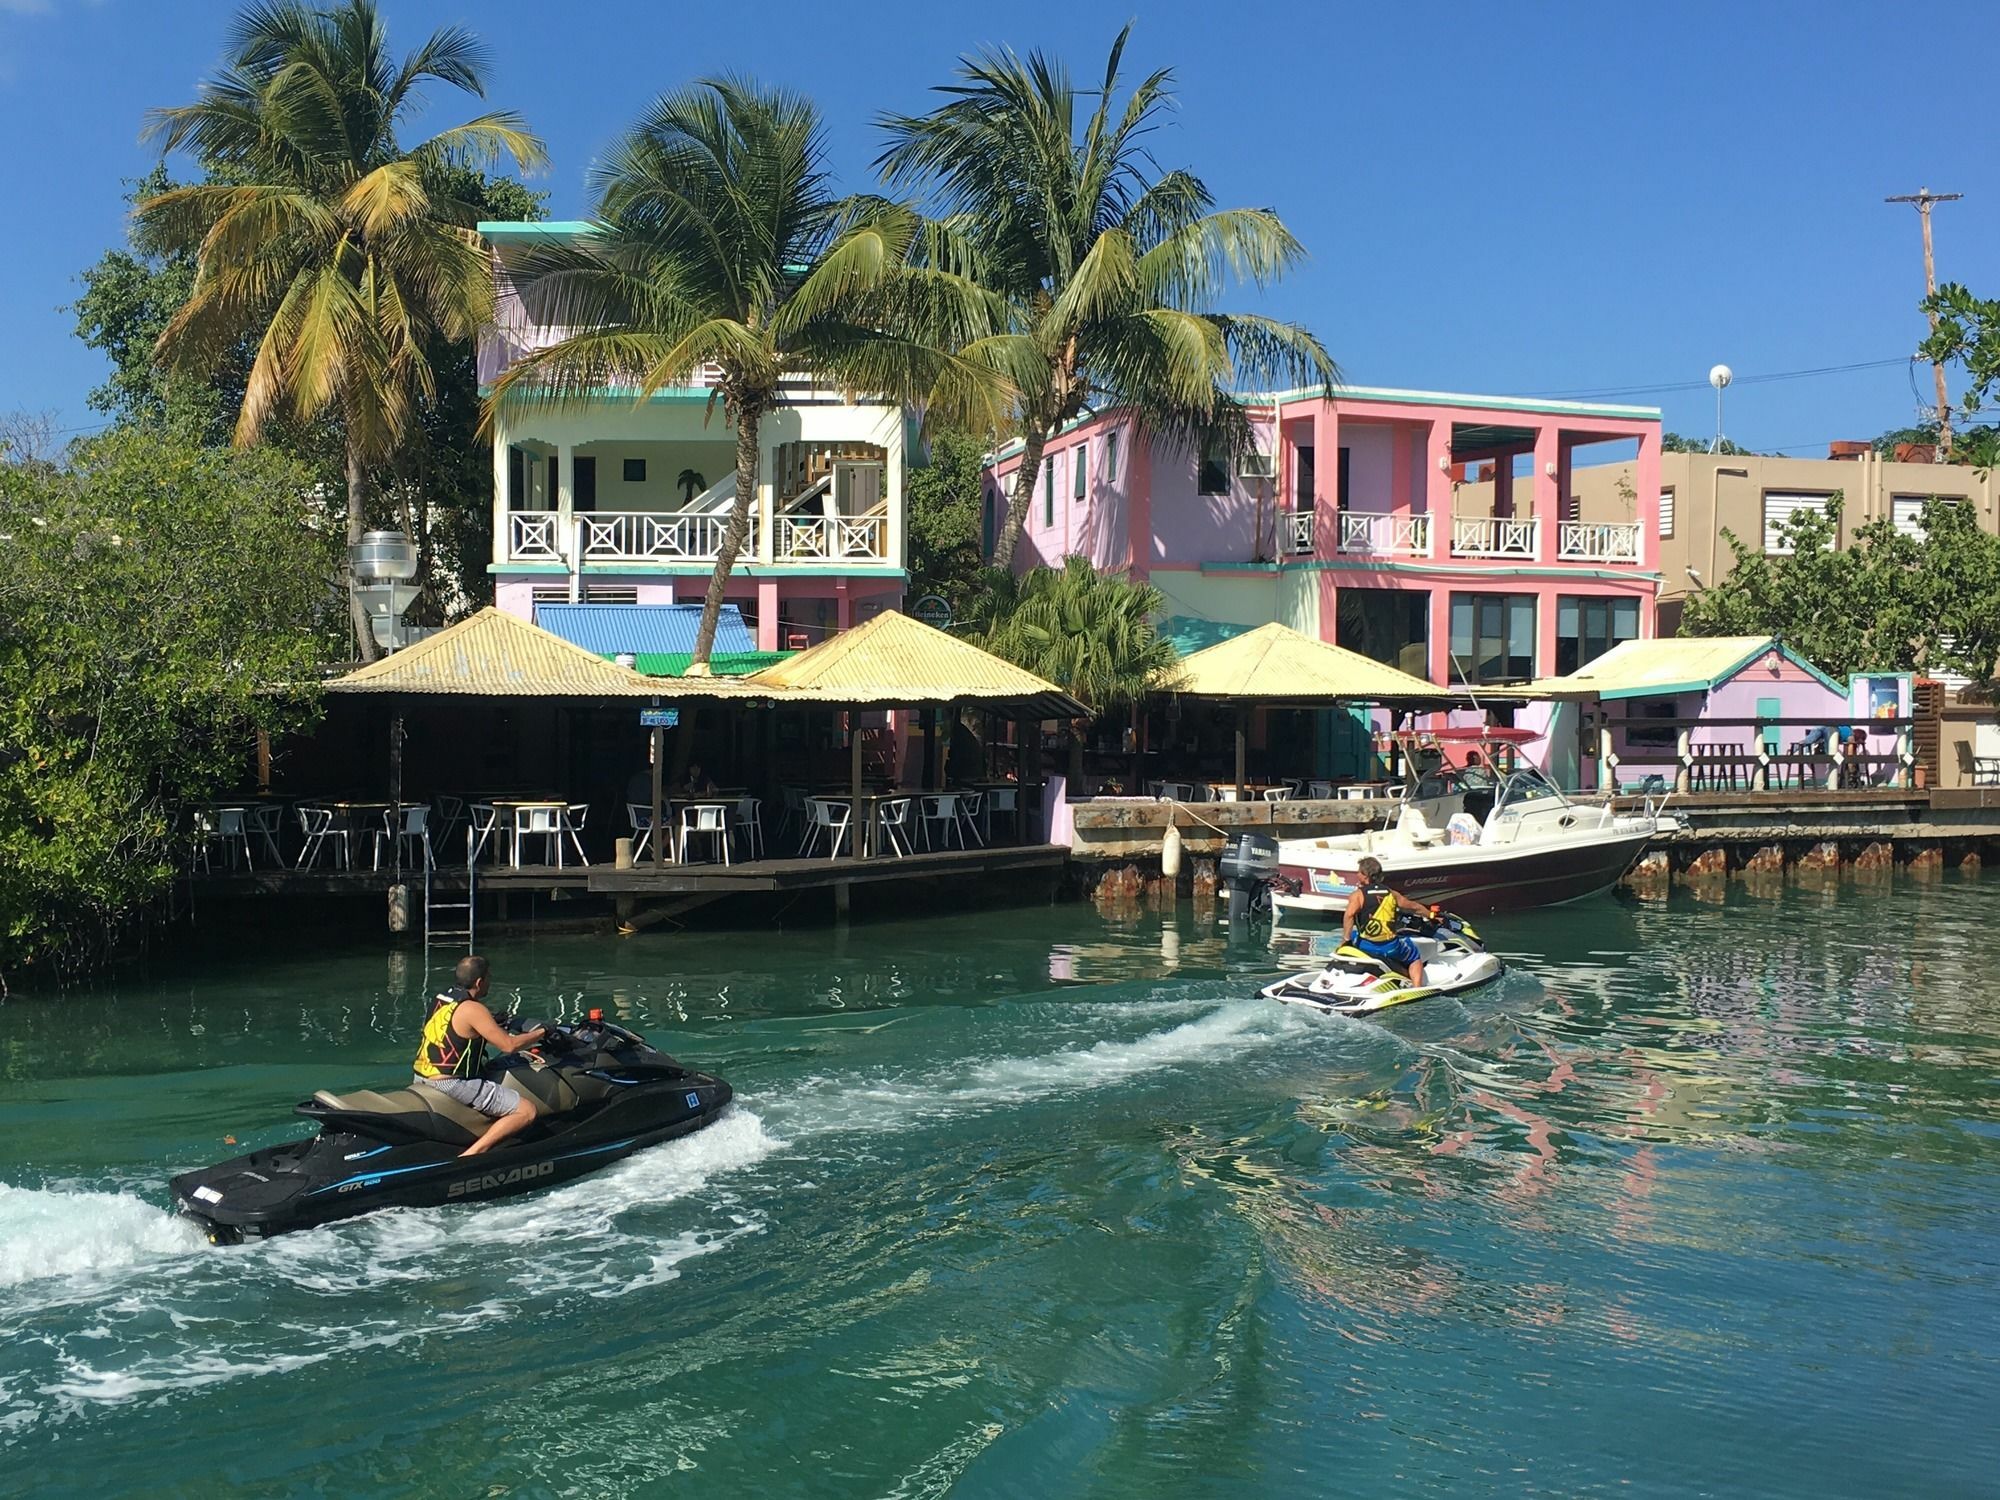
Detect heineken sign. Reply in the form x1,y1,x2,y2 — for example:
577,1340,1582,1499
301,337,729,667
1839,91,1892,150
912,594,953,628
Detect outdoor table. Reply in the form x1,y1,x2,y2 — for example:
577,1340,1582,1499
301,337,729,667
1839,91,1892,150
807,791,906,858
1337,782,1396,801
1206,782,1291,802
319,800,392,869
485,798,586,868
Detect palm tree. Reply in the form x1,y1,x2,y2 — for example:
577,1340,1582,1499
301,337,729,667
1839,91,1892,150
879,25,1337,569
981,556,1181,787
488,78,1008,671
676,467,708,505
138,0,544,659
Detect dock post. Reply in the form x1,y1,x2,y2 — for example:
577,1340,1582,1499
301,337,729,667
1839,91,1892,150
833,879,851,921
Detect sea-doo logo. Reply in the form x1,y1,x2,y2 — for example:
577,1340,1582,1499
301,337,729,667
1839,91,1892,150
446,1160,555,1199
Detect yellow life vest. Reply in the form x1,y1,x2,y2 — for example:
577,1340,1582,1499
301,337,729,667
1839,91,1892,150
413,990,482,1079
1356,885,1399,943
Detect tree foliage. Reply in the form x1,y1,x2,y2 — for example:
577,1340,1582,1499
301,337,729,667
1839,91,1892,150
137,0,545,658
490,76,1007,668
0,431,337,980
878,24,1335,567
905,428,994,611
979,555,1179,712
1681,493,2000,683
1918,282,2000,467
1662,431,1758,455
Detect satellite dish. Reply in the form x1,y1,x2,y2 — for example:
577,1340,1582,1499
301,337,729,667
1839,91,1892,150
1709,364,1734,390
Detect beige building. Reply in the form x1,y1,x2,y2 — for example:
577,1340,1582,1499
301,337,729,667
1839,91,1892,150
1560,449,2000,632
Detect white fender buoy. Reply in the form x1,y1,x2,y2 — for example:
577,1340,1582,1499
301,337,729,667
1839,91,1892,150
1162,820,1184,878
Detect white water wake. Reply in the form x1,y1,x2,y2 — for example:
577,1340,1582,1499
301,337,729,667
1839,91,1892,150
0,1183,205,1292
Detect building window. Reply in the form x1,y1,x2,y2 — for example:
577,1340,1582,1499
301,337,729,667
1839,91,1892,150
1556,595,1638,675
1658,487,1674,538
1042,456,1054,525
1337,447,1352,511
1295,445,1315,512
574,455,597,512
1336,588,1430,680
1106,430,1119,481
1073,442,1088,501
1892,493,1957,540
1198,440,1230,496
623,458,647,483
532,585,640,605
1449,593,1536,683
1762,491,1832,555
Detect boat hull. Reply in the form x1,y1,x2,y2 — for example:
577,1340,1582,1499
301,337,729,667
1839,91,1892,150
1273,826,1654,920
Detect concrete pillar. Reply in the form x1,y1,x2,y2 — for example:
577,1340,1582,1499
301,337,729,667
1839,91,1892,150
1313,402,1341,560
1633,426,1662,575
1423,419,1453,539
1494,458,1515,520
1128,419,1153,578
556,442,577,598
756,578,780,652
491,415,512,563
1531,425,1558,562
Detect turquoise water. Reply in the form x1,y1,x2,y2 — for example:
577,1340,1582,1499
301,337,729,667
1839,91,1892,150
3,878,1998,1498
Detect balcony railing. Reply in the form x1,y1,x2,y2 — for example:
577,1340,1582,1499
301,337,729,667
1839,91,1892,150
1451,516,1540,559
1337,512,1431,557
1283,511,1314,554
1557,521,1642,564
778,513,888,561
507,510,729,564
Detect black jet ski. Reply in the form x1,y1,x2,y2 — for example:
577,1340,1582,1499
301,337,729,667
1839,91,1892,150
172,1011,732,1244
1259,909,1502,1014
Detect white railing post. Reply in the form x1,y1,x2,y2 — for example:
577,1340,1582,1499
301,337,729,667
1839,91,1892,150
1675,726,1692,794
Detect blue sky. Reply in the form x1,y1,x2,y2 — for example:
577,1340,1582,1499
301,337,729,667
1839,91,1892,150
2,0,1995,453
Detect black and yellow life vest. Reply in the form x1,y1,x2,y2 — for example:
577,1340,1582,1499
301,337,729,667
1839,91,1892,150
413,987,483,1080
1355,883,1399,943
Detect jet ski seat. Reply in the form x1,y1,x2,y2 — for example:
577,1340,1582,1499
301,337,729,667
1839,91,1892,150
308,1086,490,1145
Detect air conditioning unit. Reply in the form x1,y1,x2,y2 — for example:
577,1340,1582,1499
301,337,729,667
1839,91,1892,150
1237,452,1277,479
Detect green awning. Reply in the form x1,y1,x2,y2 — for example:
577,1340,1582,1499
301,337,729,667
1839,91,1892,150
1159,615,1254,657
631,651,793,678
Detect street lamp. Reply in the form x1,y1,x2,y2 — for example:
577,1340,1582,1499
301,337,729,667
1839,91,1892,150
349,529,421,651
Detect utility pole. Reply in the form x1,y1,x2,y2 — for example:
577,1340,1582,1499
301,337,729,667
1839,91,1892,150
1886,186,1962,457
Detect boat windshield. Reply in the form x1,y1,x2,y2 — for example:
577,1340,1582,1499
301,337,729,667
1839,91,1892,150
1492,767,1568,814
1413,765,1496,800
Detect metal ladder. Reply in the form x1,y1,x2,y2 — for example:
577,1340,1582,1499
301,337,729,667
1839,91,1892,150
424,827,477,952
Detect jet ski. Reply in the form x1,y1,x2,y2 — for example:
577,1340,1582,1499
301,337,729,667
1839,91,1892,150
1259,908,1501,1014
172,1010,732,1245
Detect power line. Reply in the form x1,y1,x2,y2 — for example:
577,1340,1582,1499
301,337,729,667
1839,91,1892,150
1528,357,1912,402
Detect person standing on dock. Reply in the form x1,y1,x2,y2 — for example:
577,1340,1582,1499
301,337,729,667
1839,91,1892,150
413,956,547,1157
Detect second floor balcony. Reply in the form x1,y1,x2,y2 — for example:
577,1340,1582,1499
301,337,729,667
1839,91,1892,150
1277,509,1644,567
506,506,891,566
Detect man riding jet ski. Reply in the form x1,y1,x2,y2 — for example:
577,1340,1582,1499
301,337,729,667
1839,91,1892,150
1260,860,1502,1014
172,960,732,1244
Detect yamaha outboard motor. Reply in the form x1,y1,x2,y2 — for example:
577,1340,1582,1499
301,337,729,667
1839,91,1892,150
1220,833,1279,932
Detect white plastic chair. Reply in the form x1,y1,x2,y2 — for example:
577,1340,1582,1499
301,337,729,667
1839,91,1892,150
984,786,1019,841
804,797,852,859
874,796,915,857
728,797,764,860
196,806,254,871
294,805,347,869
919,793,963,850
246,803,285,865
1157,780,1196,803
954,790,986,847
627,802,667,862
678,801,732,865
1305,780,1335,800
778,786,808,851
513,805,560,868
378,805,432,871
431,795,466,854
1262,786,1293,802
563,804,591,866
467,803,500,865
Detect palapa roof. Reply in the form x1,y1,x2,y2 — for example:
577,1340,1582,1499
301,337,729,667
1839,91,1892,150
1521,635,1845,701
744,609,1087,716
326,607,763,699
1165,622,1446,702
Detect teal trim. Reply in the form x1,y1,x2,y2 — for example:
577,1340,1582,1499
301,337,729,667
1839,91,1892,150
481,384,723,403
1595,678,1712,701
1203,559,1662,583
491,563,907,579
478,220,598,238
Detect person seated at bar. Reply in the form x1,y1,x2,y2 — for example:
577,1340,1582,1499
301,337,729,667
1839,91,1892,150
677,761,719,798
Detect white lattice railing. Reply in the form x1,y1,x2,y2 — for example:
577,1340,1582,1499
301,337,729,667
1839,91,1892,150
1557,521,1642,563
1284,511,1314,554
507,511,563,561
1337,512,1432,557
1452,516,1540,558
778,514,888,561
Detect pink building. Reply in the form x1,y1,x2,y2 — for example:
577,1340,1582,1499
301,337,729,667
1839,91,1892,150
982,386,1663,690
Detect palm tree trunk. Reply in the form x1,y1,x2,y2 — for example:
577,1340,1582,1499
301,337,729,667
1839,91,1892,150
992,426,1050,572
346,440,380,663
690,394,763,671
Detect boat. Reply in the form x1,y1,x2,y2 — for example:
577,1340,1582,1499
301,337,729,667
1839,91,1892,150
1271,737,1673,921
1260,908,1501,1014
171,1011,732,1244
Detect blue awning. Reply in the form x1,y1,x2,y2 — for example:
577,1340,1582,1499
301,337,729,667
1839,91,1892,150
532,603,756,658
1158,614,1255,657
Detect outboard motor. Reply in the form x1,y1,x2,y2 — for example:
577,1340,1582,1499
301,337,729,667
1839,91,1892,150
1220,833,1279,931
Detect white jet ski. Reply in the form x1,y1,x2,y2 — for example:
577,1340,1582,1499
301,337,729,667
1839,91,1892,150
1259,908,1502,1015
